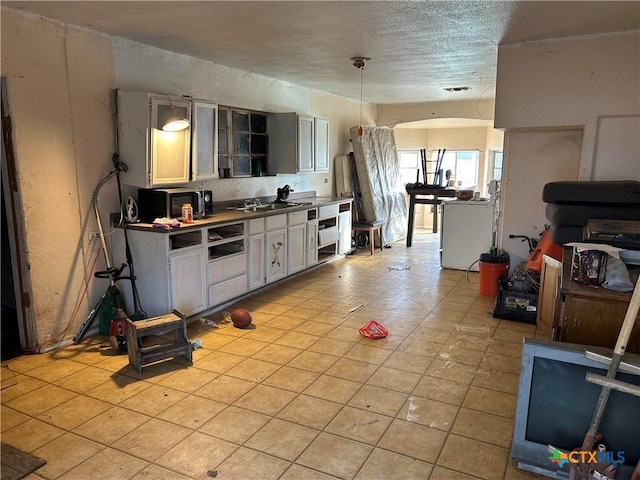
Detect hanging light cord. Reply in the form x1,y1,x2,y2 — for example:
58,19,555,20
352,56,369,136
359,65,363,129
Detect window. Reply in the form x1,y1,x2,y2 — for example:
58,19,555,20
218,106,268,178
488,150,503,180
398,149,480,188
397,150,422,185
432,150,479,188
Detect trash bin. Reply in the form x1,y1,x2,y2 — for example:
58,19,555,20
479,260,510,297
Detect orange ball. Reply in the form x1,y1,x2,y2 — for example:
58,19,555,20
231,308,252,328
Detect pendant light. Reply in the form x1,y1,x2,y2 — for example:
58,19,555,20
351,56,370,136
162,96,190,132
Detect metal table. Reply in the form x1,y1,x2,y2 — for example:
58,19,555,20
406,186,456,246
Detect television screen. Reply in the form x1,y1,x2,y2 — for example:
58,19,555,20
512,338,640,479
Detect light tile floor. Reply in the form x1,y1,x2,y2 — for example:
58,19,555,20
1,230,546,480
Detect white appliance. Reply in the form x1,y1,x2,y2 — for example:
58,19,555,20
440,200,496,271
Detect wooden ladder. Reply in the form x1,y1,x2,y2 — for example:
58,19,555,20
126,310,192,375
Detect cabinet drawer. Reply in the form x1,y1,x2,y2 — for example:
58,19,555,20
208,274,248,306
319,204,339,219
248,218,264,235
266,214,287,231
318,226,339,246
288,210,307,226
208,253,247,284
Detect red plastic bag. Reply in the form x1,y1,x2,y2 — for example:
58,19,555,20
359,320,388,339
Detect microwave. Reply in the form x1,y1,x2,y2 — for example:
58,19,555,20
137,188,213,222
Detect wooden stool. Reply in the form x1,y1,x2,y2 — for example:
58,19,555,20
352,220,384,255
126,311,192,374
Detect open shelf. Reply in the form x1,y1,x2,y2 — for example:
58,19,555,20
207,221,246,260
208,222,244,243
169,231,202,250
208,241,245,260
318,244,337,262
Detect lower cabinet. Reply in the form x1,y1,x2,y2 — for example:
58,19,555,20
208,274,248,306
112,227,206,318
248,217,266,290
307,212,318,268
113,202,351,319
206,222,247,306
317,203,339,262
266,228,287,284
288,224,306,275
338,208,352,255
169,246,207,316
248,234,265,290
287,210,308,275
206,251,247,306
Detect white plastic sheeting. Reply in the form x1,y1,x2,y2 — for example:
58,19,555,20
349,126,408,245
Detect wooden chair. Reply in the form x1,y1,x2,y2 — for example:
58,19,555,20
341,192,384,255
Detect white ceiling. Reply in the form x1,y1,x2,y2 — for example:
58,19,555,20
4,1,639,106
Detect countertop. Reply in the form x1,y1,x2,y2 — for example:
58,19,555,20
124,196,350,233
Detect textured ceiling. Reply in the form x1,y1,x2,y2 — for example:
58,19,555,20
4,1,639,105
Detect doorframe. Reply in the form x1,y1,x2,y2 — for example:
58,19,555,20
2,77,34,350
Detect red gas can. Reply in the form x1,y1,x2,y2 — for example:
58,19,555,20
525,230,563,274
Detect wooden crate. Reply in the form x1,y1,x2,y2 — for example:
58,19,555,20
126,312,192,374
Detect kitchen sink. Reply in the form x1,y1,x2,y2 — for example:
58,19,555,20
226,201,312,212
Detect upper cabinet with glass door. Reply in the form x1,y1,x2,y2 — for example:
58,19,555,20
191,100,218,180
218,107,268,178
117,90,192,188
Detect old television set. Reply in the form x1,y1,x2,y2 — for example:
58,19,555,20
512,338,640,479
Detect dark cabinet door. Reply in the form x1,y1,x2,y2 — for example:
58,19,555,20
561,294,640,354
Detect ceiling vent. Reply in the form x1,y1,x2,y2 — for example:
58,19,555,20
444,86,471,92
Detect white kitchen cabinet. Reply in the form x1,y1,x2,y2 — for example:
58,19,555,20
206,222,247,305
266,229,287,283
317,203,339,262
169,246,207,316
248,218,266,290
112,228,206,318
267,112,314,174
192,100,218,180
314,117,330,173
288,210,307,275
117,90,192,188
288,223,307,275
338,208,353,255
298,116,314,172
112,202,347,320
265,214,288,284
307,218,318,267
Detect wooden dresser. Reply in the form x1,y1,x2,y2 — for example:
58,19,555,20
558,247,640,353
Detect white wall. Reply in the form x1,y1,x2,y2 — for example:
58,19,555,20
494,31,640,263
394,125,503,228
1,9,374,348
378,99,495,127
500,129,582,267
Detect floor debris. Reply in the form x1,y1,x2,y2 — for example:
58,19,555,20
388,264,411,271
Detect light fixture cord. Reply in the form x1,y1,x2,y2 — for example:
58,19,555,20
359,65,363,128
